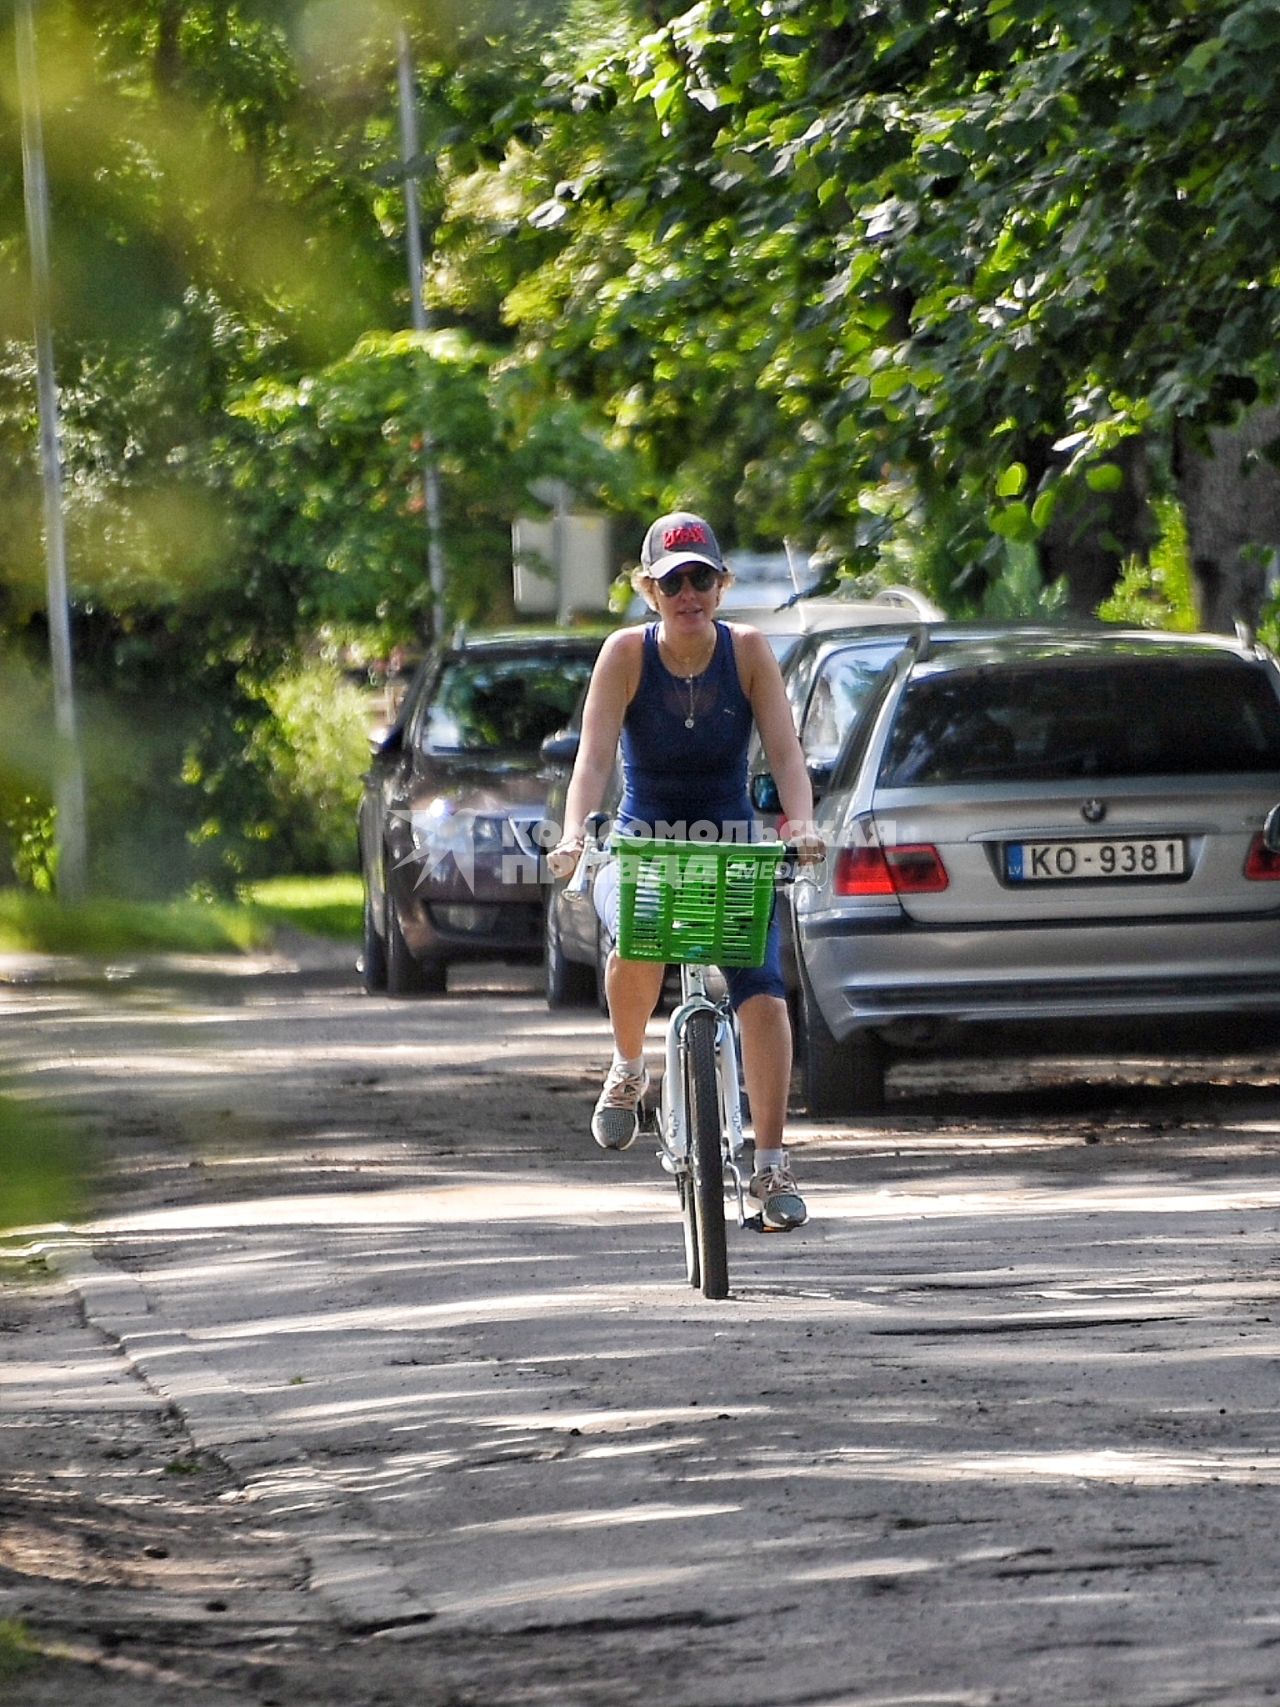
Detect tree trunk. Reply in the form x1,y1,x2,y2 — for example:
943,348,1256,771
1175,404,1280,634
1036,437,1154,617
154,2,184,94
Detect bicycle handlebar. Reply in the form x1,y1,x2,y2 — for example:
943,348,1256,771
565,818,823,894
565,810,610,897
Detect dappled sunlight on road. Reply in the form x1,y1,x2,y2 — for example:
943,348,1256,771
87,1177,674,1233
426,1560,712,1618
839,1445,1280,1486
815,1179,1280,1218
21,1034,607,1083
454,1500,742,1535
13,960,1280,1698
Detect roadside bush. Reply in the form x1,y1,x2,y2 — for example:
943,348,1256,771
0,791,56,893
243,660,370,875
978,543,1069,621
1,629,371,898
0,649,56,892
1097,499,1198,630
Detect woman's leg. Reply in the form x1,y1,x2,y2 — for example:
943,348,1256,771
736,992,792,1149
605,952,665,1057
737,992,806,1226
591,952,666,1150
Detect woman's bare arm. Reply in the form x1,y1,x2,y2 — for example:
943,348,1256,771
547,628,642,872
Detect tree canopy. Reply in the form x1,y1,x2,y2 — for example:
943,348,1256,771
4,0,1280,891
449,0,1280,582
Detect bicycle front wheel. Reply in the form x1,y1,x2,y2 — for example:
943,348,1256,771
684,1007,729,1299
680,1174,700,1290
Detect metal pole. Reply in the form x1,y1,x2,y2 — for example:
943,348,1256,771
15,0,87,901
396,24,447,642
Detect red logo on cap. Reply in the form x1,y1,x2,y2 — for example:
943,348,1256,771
663,522,710,550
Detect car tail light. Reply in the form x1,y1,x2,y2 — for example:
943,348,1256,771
834,844,949,895
1245,833,1280,880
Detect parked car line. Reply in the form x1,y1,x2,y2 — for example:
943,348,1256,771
788,627,1280,1113
359,629,604,996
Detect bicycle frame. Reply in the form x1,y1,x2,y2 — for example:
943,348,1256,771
657,963,752,1226
567,819,805,1295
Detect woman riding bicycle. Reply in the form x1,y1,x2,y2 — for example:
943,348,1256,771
548,511,825,1231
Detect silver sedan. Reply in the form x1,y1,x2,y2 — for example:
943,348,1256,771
793,628,1280,1112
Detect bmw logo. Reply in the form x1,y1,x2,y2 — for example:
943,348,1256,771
1081,798,1107,824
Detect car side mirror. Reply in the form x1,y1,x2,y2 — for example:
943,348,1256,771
750,771,780,813
807,758,834,802
540,730,580,768
1264,803,1280,853
370,724,404,757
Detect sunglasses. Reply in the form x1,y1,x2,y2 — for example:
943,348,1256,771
653,564,723,597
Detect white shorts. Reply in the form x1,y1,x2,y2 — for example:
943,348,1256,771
593,856,621,940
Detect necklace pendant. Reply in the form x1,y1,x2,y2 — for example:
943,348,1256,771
684,715,695,729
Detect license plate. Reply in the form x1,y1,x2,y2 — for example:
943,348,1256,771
1005,837,1187,883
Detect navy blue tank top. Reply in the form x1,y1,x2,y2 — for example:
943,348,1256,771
617,622,756,838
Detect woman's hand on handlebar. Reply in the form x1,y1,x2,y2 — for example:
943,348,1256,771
547,837,584,881
781,820,826,865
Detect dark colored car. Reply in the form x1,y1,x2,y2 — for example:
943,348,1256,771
359,629,603,995
539,698,616,1011
789,627,1280,1112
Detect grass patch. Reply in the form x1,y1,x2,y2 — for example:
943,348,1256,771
0,1094,89,1232
0,891,264,956
0,873,360,956
0,1618,41,1679
238,873,362,941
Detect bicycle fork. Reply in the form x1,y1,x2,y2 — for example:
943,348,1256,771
657,987,754,1227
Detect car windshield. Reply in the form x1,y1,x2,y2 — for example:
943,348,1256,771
422,655,596,755
879,656,1280,786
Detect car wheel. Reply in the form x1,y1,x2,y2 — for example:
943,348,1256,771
360,883,387,993
385,881,446,997
797,960,886,1115
545,894,595,1009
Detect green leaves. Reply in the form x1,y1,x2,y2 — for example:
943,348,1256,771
489,0,1280,585
226,326,631,634
996,464,1029,499
10,0,1280,894
1085,463,1125,493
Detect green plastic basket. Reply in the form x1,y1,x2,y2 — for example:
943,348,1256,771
613,835,786,967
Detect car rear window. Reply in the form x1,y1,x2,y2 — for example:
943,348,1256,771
423,654,596,755
800,640,906,766
879,656,1280,786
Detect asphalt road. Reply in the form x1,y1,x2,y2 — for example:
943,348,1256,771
5,946,1280,1706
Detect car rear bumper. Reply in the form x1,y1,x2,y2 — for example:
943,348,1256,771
802,913,1280,1032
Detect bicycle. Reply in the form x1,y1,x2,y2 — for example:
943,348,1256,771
570,817,804,1300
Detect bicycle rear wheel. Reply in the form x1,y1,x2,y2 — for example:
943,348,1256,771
684,1007,729,1299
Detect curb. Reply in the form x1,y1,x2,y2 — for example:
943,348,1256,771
36,1232,438,1636
0,935,358,987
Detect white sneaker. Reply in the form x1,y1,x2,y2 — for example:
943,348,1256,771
591,1063,649,1150
749,1164,808,1230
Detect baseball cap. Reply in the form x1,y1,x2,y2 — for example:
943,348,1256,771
639,511,727,579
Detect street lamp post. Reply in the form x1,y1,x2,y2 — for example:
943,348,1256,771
396,24,447,644
15,0,87,901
